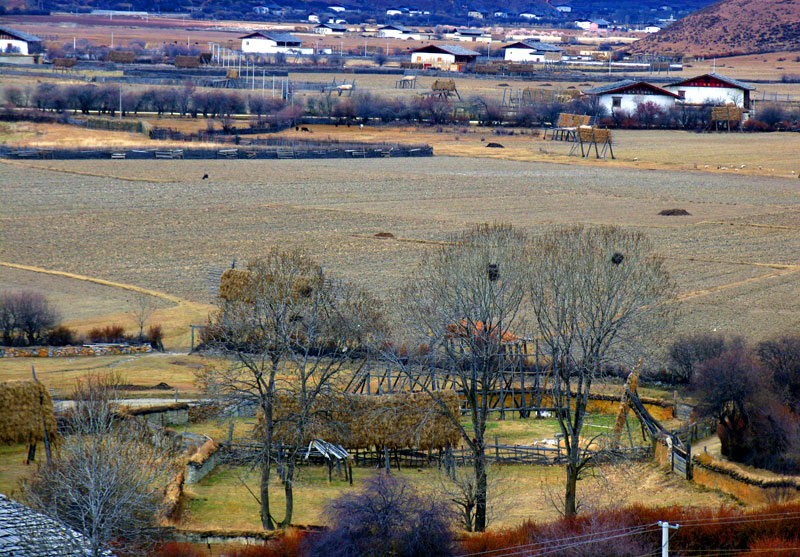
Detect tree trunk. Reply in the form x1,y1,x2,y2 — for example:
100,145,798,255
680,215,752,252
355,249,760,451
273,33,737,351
279,457,296,528
261,394,276,530
564,460,578,518
473,446,487,532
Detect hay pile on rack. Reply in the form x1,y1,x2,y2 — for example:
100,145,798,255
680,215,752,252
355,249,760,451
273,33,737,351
431,79,456,92
108,50,136,63
0,380,57,445
256,390,460,450
52,57,77,68
218,268,316,304
174,55,201,68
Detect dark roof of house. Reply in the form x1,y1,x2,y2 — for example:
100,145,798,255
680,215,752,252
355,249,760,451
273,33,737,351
667,73,755,91
0,26,42,42
317,23,348,30
583,80,680,97
239,31,302,44
0,494,113,556
380,24,411,31
502,40,562,52
411,44,480,56
592,18,610,25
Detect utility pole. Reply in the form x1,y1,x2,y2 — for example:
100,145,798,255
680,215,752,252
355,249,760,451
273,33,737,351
659,521,679,557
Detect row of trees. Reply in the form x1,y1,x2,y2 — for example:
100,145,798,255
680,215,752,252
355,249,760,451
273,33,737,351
201,224,676,532
5,82,796,131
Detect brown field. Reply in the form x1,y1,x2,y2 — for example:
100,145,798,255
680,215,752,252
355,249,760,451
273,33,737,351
2,153,800,347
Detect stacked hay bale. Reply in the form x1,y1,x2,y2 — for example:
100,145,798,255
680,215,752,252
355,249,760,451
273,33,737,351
256,391,460,451
108,50,136,63
0,380,57,446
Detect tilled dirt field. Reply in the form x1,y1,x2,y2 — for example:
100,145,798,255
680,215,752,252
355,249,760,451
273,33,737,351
2,156,799,340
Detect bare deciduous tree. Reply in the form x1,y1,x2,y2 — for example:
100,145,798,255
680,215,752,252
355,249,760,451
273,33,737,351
199,249,384,529
389,223,528,532
527,225,675,518
21,374,180,557
130,291,158,340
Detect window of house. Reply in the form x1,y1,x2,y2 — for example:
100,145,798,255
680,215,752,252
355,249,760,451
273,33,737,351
612,96,622,108
678,90,686,99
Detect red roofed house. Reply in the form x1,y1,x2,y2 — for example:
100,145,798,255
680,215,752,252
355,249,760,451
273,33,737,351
583,80,679,113
410,44,480,71
666,73,755,110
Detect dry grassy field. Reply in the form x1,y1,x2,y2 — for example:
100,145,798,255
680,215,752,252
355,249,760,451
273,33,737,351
2,153,800,344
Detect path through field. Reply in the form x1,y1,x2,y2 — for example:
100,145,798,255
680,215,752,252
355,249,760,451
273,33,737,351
2,156,799,341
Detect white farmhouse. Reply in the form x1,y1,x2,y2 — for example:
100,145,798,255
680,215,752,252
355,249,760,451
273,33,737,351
643,25,661,33
453,28,492,43
315,23,348,35
308,13,320,22
240,32,312,55
410,44,479,71
378,24,412,39
329,5,346,12
583,80,679,113
574,19,592,30
386,8,403,16
666,73,755,109
520,12,541,20
0,26,41,55
502,40,563,63
556,5,572,12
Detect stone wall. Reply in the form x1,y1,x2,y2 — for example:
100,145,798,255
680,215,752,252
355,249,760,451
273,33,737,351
124,403,189,426
0,344,152,358
691,454,800,505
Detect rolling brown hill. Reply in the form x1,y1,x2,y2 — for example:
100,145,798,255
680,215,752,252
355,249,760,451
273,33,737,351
630,0,800,57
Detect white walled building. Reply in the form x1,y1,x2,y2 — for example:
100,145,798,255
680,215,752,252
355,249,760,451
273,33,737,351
315,23,348,34
583,80,679,113
452,28,492,43
502,40,563,63
378,24,415,39
666,73,755,109
0,26,41,55
240,32,312,55
410,44,479,71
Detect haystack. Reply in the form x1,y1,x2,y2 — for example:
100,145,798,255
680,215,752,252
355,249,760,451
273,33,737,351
256,391,460,450
0,381,57,445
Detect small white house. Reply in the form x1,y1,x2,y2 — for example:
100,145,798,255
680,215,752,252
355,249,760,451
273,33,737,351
502,40,562,63
329,5,346,12
666,73,755,109
643,25,661,33
467,9,485,19
308,13,320,22
378,24,412,39
574,19,592,30
386,8,404,16
520,12,541,20
556,5,572,12
0,26,41,55
240,32,312,55
410,44,479,71
315,23,348,35
583,80,679,113
453,28,492,43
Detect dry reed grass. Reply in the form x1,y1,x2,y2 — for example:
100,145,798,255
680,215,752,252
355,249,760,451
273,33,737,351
188,439,220,466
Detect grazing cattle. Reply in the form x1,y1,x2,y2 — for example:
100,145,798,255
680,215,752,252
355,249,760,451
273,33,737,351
301,127,312,132
202,174,209,180
486,143,504,148
295,126,299,131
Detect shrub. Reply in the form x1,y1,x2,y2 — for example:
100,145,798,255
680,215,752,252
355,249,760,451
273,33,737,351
0,290,59,346
147,325,164,351
305,473,455,557
87,324,126,343
756,104,788,128
46,325,78,346
222,529,311,556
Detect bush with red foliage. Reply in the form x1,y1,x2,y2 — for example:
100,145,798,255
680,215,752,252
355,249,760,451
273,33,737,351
151,542,207,557
88,324,126,343
223,529,312,557
147,324,164,351
460,503,800,556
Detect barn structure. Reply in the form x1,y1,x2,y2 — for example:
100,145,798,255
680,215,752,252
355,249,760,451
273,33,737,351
502,40,563,63
410,44,480,71
0,26,42,55
240,31,311,55
666,73,755,110
453,28,492,43
582,80,679,113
